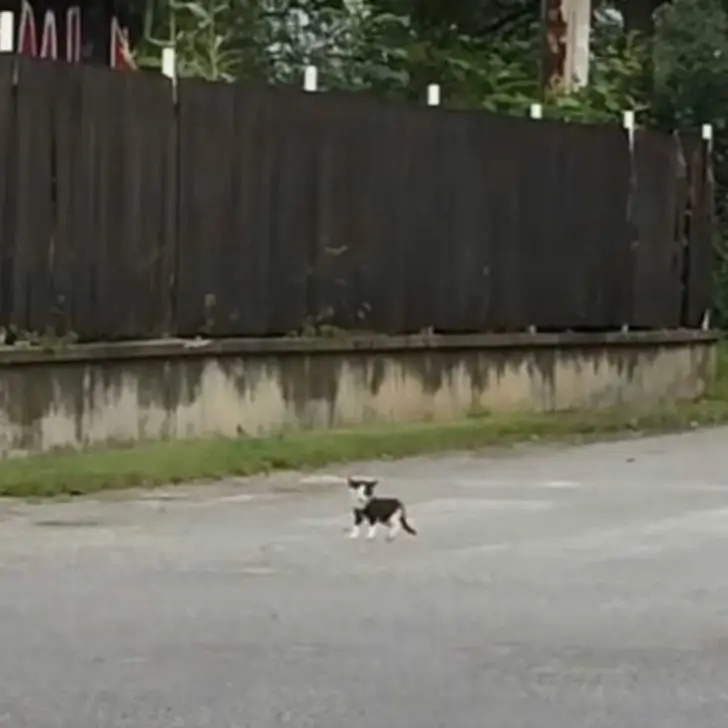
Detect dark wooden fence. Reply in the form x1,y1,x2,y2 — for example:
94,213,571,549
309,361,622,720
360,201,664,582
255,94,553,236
0,56,714,342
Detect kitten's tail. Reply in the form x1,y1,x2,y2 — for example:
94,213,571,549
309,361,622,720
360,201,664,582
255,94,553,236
400,509,417,536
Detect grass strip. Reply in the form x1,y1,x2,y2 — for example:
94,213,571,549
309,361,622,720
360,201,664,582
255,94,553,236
2,343,727,499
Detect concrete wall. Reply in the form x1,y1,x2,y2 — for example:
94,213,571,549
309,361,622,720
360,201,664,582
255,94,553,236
0,331,718,457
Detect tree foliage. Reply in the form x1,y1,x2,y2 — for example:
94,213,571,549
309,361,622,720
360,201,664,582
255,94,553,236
133,0,645,119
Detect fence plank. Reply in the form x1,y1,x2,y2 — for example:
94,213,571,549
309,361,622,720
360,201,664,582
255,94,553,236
402,106,442,332
301,90,361,332
57,64,173,340
303,93,412,334
425,108,493,332
177,79,312,337
476,114,529,331
117,69,176,340
11,58,60,336
228,85,277,336
630,129,683,329
52,61,82,337
356,102,411,333
0,56,15,330
558,121,632,330
263,89,319,334
682,133,714,327
176,78,237,336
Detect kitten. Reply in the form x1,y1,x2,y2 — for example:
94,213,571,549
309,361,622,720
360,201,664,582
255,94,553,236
347,476,417,541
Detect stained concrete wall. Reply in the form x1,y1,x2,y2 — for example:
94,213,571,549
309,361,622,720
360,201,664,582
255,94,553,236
0,331,717,457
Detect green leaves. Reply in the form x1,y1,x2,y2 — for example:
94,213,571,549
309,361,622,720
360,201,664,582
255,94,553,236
135,0,254,81
653,0,728,128
131,0,642,123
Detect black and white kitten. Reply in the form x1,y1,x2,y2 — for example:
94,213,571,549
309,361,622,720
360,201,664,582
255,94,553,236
347,476,417,541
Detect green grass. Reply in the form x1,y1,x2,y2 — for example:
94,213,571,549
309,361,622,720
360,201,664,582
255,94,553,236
2,343,728,499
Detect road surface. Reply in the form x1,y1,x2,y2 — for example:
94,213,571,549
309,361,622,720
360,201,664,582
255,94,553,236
2,428,728,727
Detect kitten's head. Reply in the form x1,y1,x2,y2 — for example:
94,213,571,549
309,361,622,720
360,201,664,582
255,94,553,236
347,476,378,506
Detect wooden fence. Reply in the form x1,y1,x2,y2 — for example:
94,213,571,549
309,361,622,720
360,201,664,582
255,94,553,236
0,56,714,342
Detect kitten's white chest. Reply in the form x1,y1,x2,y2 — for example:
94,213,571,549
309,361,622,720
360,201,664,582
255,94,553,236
349,487,368,508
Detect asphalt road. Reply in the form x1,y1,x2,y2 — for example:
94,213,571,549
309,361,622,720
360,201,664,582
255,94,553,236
2,429,728,727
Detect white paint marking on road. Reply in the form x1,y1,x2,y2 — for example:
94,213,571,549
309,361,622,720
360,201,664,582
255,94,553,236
215,494,266,504
537,480,582,489
299,474,347,485
240,566,275,575
139,491,188,501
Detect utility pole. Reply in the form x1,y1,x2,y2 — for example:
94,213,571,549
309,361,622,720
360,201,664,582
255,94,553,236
540,0,592,95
